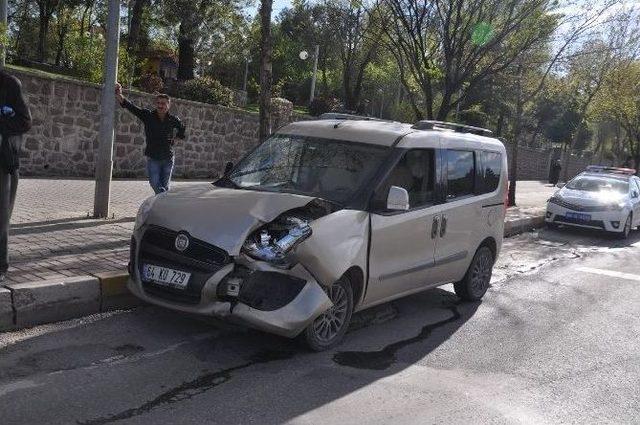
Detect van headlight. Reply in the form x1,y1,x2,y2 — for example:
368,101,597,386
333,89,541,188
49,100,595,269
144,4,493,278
134,195,159,230
242,215,312,267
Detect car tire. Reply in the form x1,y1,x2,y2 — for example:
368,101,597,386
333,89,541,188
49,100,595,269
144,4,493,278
616,213,632,239
454,246,494,302
301,276,354,352
546,221,558,230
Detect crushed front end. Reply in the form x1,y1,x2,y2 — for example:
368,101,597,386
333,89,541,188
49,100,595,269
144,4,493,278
127,201,336,338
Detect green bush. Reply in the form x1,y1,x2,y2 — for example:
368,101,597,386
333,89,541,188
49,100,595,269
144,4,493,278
308,96,341,116
174,77,234,106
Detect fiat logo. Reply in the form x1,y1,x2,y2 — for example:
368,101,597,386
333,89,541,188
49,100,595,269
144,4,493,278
175,234,190,252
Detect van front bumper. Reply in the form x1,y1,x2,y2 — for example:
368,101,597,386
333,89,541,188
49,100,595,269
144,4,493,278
128,228,332,338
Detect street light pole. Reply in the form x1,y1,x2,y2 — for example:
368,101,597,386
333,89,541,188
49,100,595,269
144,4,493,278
0,0,7,68
242,58,250,92
309,44,319,103
93,0,120,218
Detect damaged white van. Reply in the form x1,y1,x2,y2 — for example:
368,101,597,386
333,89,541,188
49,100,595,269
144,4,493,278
127,116,508,350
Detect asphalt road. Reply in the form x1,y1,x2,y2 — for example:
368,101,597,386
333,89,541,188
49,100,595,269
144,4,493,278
1,227,640,424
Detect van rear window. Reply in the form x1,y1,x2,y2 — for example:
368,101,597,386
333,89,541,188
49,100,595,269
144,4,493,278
480,151,502,193
446,150,475,199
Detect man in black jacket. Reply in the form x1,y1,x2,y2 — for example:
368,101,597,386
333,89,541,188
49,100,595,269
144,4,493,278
115,83,186,194
0,70,32,281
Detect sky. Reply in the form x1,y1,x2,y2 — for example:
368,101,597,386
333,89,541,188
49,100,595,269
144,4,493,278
245,0,292,19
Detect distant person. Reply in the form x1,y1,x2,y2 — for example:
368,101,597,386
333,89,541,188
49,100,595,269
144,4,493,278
549,159,562,185
115,83,186,194
0,70,32,282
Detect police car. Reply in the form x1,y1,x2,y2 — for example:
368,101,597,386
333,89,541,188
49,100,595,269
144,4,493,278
545,166,640,238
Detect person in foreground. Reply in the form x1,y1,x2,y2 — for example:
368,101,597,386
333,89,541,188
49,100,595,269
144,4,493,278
115,83,186,194
0,70,32,282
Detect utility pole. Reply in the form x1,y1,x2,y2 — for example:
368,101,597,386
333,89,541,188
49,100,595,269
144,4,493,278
309,44,319,103
0,0,7,67
242,58,250,92
93,0,120,218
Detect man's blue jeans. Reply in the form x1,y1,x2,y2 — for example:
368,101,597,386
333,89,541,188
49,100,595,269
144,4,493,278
146,157,174,194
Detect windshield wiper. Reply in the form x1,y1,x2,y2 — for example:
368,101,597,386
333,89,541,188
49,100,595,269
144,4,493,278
229,165,285,178
213,174,240,189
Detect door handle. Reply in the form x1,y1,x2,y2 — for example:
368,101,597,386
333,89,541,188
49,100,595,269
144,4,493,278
440,215,448,237
431,215,440,239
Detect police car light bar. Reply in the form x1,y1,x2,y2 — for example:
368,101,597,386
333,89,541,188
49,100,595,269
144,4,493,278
586,165,636,175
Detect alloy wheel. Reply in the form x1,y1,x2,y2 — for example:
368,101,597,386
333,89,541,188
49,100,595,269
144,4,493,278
312,283,349,344
470,250,493,297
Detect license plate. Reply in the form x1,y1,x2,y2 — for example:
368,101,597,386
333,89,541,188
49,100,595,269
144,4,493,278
566,212,591,222
142,264,191,289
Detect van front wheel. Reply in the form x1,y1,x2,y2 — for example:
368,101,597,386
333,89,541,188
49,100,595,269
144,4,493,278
301,276,354,351
454,246,494,301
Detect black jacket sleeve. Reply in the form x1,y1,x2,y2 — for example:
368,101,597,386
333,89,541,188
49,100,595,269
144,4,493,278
121,98,150,122
0,76,32,136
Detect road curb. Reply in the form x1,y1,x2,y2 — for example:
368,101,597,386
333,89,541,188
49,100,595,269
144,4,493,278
0,287,14,332
95,271,143,311
504,215,545,237
0,215,545,333
5,276,101,328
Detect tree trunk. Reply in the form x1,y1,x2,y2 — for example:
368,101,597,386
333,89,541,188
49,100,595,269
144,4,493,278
177,23,195,81
258,0,273,142
37,14,50,62
128,0,148,59
55,24,66,66
508,64,523,207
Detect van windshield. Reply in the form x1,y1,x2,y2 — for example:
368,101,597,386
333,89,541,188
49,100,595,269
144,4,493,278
222,134,390,204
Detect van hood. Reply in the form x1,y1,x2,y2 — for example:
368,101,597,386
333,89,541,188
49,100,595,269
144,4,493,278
145,184,318,255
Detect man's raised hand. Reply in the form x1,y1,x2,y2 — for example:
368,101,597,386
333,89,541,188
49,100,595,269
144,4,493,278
115,83,124,104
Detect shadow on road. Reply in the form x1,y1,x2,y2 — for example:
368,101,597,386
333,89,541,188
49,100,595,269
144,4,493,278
0,288,479,424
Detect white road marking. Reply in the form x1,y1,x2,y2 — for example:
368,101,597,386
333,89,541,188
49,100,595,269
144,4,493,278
577,267,640,282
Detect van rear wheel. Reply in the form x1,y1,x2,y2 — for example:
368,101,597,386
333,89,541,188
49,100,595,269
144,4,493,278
454,246,494,301
301,276,353,351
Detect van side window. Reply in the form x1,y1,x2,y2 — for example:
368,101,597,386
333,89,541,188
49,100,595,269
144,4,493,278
446,150,475,199
479,151,502,193
372,149,435,211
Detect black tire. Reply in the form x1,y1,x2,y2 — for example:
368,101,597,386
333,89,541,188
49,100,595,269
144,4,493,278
616,213,632,239
546,221,558,230
301,276,354,351
454,246,494,301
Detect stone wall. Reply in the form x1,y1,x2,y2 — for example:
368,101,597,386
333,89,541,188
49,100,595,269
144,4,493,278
504,143,611,181
15,68,295,179
12,68,609,181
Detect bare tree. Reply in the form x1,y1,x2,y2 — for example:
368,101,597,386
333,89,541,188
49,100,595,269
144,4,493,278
375,0,557,120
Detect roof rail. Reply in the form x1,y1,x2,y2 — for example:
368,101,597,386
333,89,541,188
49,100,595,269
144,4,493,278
319,113,385,122
585,165,636,175
412,120,493,136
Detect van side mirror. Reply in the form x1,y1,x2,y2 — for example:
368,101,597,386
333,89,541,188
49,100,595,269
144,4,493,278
224,161,234,176
556,182,565,189
387,186,410,211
